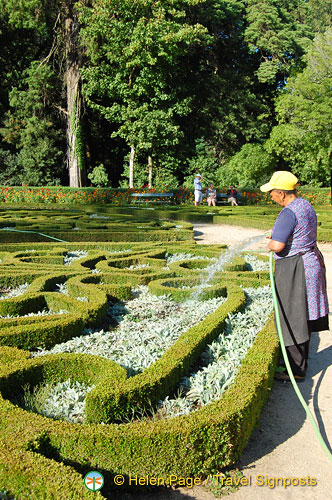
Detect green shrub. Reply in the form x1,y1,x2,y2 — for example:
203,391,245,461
88,164,110,187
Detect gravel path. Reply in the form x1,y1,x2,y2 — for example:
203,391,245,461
111,223,332,500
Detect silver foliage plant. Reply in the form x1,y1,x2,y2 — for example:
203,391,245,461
165,253,217,266
32,286,227,375
63,250,88,266
0,309,68,320
0,283,29,300
0,491,18,500
243,253,269,271
125,263,150,270
23,379,94,423
55,283,68,295
159,285,273,417
55,283,88,302
109,249,132,255
89,214,110,220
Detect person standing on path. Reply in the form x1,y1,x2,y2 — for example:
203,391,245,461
194,174,203,206
260,171,329,381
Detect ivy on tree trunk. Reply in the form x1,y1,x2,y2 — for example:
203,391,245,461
65,5,85,187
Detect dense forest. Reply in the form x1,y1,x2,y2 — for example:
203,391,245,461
0,0,331,189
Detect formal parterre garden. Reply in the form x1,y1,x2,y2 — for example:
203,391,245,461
0,204,330,499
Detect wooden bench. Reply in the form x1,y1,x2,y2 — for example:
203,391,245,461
131,192,174,204
205,193,241,205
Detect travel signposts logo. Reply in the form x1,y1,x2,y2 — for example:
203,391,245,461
84,471,104,492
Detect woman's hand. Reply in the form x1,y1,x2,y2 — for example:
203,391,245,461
267,239,286,253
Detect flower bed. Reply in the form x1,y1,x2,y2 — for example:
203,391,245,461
0,185,330,206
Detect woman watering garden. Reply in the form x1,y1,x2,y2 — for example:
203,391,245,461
261,171,329,381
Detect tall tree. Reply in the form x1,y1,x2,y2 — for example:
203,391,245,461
266,28,332,187
185,0,278,174
64,0,85,186
307,0,332,34
1,62,64,185
244,0,312,83
218,143,275,188
1,0,86,186
78,0,210,187
0,14,47,184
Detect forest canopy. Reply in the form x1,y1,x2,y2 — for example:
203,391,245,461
0,0,331,188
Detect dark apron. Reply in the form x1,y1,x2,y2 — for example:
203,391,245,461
307,245,329,332
274,254,310,347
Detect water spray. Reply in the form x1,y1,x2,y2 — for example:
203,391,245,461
269,251,332,464
191,233,266,300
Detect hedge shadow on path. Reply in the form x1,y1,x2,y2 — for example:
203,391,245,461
109,486,198,500
237,332,332,468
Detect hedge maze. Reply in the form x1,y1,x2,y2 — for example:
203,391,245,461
0,208,194,243
0,208,280,499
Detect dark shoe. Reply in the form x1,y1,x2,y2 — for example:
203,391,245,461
274,372,305,382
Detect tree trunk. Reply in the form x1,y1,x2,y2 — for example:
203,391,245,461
330,161,332,205
65,5,85,187
148,155,153,188
129,145,135,188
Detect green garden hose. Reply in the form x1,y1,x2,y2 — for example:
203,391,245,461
269,251,332,463
1,227,68,243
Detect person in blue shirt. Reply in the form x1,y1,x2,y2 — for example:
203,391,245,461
194,174,203,206
261,170,329,381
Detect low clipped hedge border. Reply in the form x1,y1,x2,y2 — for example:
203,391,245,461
85,205,332,242
0,350,114,499
0,282,108,350
0,438,106,500
0,208,195,244
0,246,176,350
148,276,227,302
0,314,279,490
0,228,194,243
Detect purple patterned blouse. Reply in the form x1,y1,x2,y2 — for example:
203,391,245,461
272,197,329,321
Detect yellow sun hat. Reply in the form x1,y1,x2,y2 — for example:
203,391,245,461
260,171,300,192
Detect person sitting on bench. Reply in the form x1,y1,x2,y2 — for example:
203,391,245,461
227,185,238,206
206,183,217,206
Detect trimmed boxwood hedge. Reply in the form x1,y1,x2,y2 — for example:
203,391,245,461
0,438,106,500
0,208,195,243
0,315,279,489
0,207,281,497
0,229,194,243
147,275,227,302
0,314,84,350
